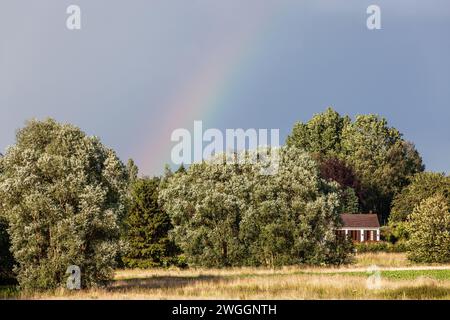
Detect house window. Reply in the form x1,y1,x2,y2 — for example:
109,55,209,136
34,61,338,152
350,230,358,241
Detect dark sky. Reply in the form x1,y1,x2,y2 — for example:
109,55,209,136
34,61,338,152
1,0,449,175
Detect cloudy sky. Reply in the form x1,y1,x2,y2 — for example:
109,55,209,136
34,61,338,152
1,0,449,175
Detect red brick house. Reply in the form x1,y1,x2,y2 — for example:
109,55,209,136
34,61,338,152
337,214,381,242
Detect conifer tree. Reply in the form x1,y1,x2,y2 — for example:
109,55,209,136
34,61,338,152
122,177,179,268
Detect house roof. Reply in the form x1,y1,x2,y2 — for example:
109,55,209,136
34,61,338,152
340,214,380,228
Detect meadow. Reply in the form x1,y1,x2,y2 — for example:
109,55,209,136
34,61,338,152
2,252,450,300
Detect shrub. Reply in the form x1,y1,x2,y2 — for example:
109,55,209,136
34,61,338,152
354,241,407,253
390,172,450,223
382,222,409,244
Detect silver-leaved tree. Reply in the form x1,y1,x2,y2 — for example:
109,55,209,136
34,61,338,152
159,147,353,268
0,119,129,290
406,194,450,263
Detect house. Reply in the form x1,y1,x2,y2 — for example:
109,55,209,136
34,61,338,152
337,214,380,242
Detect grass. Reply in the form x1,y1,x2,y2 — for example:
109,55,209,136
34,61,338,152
3,253,450,300
0,285,19,299
353,252,412,268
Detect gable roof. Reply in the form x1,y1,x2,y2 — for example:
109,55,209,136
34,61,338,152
340,214,380,228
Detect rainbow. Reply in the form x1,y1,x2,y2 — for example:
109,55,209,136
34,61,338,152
138,4,287,176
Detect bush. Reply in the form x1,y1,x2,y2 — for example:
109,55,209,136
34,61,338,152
381,223,409,244
390,172,450,223
0,119,129,290
354,241,407,253
406,194,450,263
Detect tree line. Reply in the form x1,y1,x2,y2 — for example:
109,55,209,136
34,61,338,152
1,108,449,290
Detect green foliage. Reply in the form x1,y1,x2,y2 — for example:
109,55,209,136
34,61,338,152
354,241,407,253
406,194,450,263
338,187,359,214
122,177,180,268
341,116,424,220
287,108,424,221
160,147,353,268
0,119,129,290
382,222,409,244
286,107,350,157
390,172,450,222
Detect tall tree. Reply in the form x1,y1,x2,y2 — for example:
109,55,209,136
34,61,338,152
287,109,424,222
0,119,129,290
341,115,424,221
319,157,363,212
160,148,352,267
286,107,350,158
122,177,179,268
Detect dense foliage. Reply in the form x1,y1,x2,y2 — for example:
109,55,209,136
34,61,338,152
354,241,407,253
390,172,450,222
0,119,129,290
122,177,179,268
0,110,446,287
319,157,362,213
160,147,353,268
406,194,450,263
286,108,424,222
0,217,15,284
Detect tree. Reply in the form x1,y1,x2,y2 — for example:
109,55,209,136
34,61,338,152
122,177,179,268
160,147,353,267
160,158,250,267
390,172,450,222
286,109,424,222
0,119,129,290
286,107,350,158
126,159,139,184
342,115,424,221
406,194,450,263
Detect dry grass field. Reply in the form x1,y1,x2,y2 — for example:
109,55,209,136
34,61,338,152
2,253,450,300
